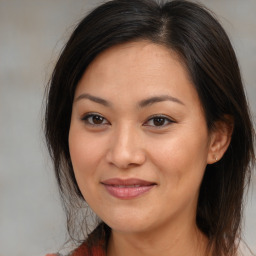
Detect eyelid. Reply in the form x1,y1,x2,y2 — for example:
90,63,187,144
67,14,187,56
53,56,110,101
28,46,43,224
81,112,110,126
143,114,175,127
80,113,175,128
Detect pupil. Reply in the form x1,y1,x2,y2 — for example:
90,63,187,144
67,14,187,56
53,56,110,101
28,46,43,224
153,118,164,126
93,115,103,124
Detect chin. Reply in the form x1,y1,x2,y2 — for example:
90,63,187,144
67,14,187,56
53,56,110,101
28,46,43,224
102,211,158,235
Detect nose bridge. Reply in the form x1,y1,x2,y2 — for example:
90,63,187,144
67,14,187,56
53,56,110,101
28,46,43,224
106,122,145,168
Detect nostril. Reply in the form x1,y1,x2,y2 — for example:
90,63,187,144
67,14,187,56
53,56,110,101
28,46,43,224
106,148,146,169
105,129,146,168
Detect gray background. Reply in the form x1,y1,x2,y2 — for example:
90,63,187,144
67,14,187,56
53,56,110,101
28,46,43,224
0,0,255,255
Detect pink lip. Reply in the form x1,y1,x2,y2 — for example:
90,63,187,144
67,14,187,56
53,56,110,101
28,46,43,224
101,178,156,199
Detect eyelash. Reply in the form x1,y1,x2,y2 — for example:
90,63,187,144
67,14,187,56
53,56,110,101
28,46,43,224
81,113,175,128
143,115,175,128
81,113,109,127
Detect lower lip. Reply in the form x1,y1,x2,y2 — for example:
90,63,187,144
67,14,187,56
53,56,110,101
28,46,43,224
103,184,155,199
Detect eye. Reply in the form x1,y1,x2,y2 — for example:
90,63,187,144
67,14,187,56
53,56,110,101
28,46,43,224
144,115,174,128
81,113,109,126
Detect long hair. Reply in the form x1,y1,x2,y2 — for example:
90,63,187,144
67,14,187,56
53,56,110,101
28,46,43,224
44,1,255,255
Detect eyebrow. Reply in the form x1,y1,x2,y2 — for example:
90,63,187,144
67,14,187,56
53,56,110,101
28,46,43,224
74,93,111,107
74,93,184,108
139,95,184,108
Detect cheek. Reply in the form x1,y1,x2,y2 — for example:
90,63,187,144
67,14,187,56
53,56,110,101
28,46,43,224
68,137,100,210
69,119,107,164
68,127,101,186
150,135,209,215
148,129,209,184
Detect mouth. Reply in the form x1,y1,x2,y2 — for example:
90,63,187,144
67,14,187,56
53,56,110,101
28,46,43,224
101,178,156,199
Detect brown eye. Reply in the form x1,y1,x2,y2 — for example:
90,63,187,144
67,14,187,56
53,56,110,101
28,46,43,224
82,114,109,126
153,118,165,126
92,115,104,124
144,115,174,128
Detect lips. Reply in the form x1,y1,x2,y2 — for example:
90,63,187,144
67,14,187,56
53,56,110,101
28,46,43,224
101,178,156,199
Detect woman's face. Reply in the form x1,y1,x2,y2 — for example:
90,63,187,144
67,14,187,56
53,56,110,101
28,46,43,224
69,41,215,234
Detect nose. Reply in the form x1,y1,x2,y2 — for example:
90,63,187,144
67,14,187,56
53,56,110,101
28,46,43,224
106,124,146,169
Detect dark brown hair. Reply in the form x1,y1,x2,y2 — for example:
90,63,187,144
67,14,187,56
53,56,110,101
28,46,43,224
45,0,255,255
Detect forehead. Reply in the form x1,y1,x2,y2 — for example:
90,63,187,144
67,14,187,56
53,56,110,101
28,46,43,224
86,41,188,77
76,41,194,96
74,40,205,123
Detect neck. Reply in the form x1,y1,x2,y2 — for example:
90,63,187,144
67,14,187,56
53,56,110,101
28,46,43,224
107,222,209,256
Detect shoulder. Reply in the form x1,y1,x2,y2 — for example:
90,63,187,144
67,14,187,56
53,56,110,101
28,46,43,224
46,223,109,256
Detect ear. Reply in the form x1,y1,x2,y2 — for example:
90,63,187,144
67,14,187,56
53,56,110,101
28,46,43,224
207,117,233,164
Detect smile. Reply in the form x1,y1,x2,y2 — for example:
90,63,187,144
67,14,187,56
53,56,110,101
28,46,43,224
101,178,156,199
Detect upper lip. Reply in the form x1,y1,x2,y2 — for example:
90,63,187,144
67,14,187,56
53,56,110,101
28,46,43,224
101,178,156,186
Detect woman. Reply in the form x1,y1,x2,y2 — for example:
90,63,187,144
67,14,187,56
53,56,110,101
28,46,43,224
44,0,255,255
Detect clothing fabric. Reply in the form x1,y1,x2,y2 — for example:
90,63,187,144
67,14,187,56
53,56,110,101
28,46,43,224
46,223,255,256
46,239,106,256
68,241,105,256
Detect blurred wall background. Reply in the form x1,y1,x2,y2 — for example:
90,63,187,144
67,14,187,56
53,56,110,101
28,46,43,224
0,0,255,255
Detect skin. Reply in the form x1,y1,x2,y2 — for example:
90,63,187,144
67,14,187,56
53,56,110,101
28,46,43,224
69,41,231,256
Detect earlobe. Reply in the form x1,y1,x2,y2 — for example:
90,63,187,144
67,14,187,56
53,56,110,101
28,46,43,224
207,118,233,164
